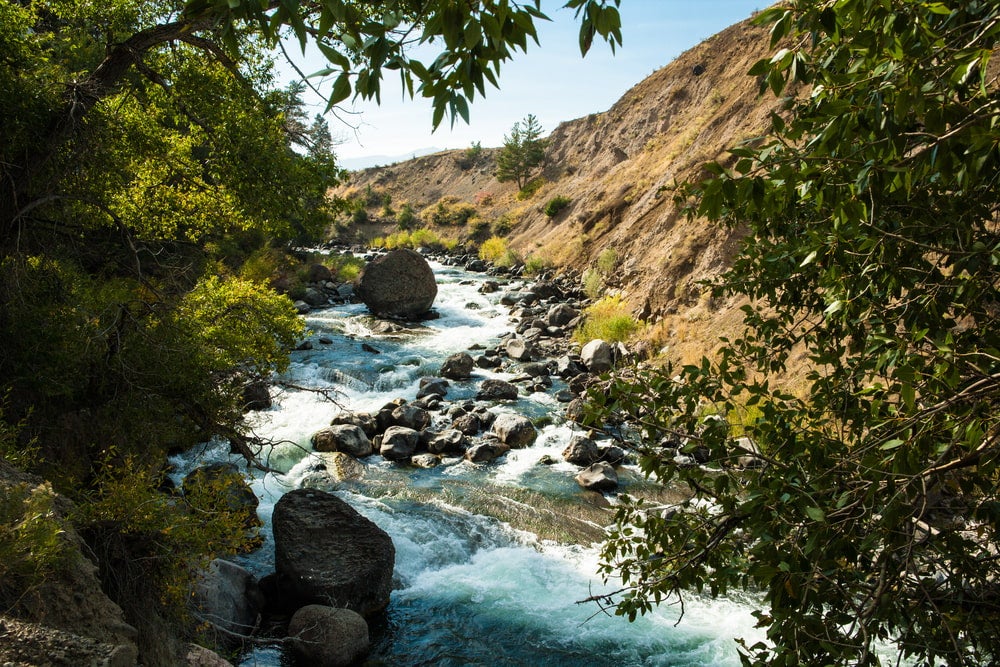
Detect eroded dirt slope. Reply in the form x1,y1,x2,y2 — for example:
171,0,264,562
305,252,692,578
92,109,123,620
338,15,778,363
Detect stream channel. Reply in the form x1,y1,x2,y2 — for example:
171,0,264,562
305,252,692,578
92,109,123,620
170,258,764,666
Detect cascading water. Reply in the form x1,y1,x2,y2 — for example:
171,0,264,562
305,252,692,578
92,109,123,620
170,260,765,666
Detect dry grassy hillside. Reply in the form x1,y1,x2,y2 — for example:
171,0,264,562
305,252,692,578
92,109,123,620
335,15,779,364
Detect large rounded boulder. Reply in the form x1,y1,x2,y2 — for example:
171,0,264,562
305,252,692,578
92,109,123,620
355,249,437,319
272,489,395,616
288,605,370,667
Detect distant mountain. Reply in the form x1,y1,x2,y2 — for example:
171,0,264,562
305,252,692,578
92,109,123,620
337,147,442,171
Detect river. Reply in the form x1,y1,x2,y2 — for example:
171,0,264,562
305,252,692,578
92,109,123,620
170,258,764,666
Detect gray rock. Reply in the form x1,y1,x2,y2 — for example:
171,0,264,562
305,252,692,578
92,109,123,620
311,424,373,458
580,339,613,373
505,337,533,361
241,380,271,412
440,352,475,379
575,462,619,491
272,489,394,616
288,604,369,667
293,300,311,314
416,377,450,399
306,264,334,283
390,404,431,431
379,426,420,461
192,559,263,639
451,412,482,435
427,429,468,455
491,413,538,448
330,411,377,438
465,439,511,463
411,453,441,468
546,303,579,327
476,379,519,401
303,287,328,307
355,249,437,319
562,435,600,465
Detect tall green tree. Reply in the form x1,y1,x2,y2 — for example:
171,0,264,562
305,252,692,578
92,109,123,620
495,113,548,189
589,2,1000,665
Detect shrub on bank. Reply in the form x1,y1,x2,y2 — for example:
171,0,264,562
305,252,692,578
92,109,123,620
573,296,642,344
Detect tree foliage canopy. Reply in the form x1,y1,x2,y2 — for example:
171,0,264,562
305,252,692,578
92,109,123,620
588,1,1000,665
495,113,548,189
0,0,622,655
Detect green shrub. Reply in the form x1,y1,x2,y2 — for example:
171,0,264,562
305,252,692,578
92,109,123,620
573,296,642,344
516,177,546,201
582,268,603,299
479,236,520,267
596,248,618,276
0,481,73,606
467,217,491,241
524,254,553,276
420,196,477,226
492,216,513,237
350,208,369,225
543,195,571,217
396,203,416,229
328,254,365,282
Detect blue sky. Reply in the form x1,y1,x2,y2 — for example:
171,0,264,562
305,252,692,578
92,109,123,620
282,1,764,165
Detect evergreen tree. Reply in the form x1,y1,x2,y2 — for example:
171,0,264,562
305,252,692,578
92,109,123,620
495,114,548,189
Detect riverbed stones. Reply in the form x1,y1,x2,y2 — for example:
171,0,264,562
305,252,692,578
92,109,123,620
192,559,264,640
311,424,373,458
426,429,468,455
575,462,619,492
440,352,474,379
465,438,511,463
490,413,537,448
504,336,533,361
331,411,377,438
416,377,449,399
546,303,579,327
562,435,600,466
389,403,431,431
476,379,519,401
355,248,437,319
287,604,369,667
580,339,613,373
299,452,366,489
272,489,395,616
379,425,420,461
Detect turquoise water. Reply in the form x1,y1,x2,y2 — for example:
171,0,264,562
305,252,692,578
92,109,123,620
171,260,763,666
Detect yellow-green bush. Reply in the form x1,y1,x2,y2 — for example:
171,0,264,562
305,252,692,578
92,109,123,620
479,236,513,264
420,196,477,226
573,296,642,344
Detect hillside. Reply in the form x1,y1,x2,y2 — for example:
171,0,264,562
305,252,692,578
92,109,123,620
335,14,777,363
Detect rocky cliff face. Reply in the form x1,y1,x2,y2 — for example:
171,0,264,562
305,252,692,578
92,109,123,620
339,15,777,364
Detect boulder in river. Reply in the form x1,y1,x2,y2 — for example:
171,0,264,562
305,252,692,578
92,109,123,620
580,339,614,373
192,558,264,640
288,604,370,667
311,424,373,458
379,425,420,461
490,413,538,448
465,438,511,463
272,489,395,616
476,379,519,401
575,462,619,492
440,352,474,379
354,248,437,320
562,435,600,466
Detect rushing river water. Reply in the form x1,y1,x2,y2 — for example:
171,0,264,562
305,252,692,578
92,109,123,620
170,259,764,666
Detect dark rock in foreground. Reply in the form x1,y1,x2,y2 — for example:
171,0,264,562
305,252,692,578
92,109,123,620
272,489,395,617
